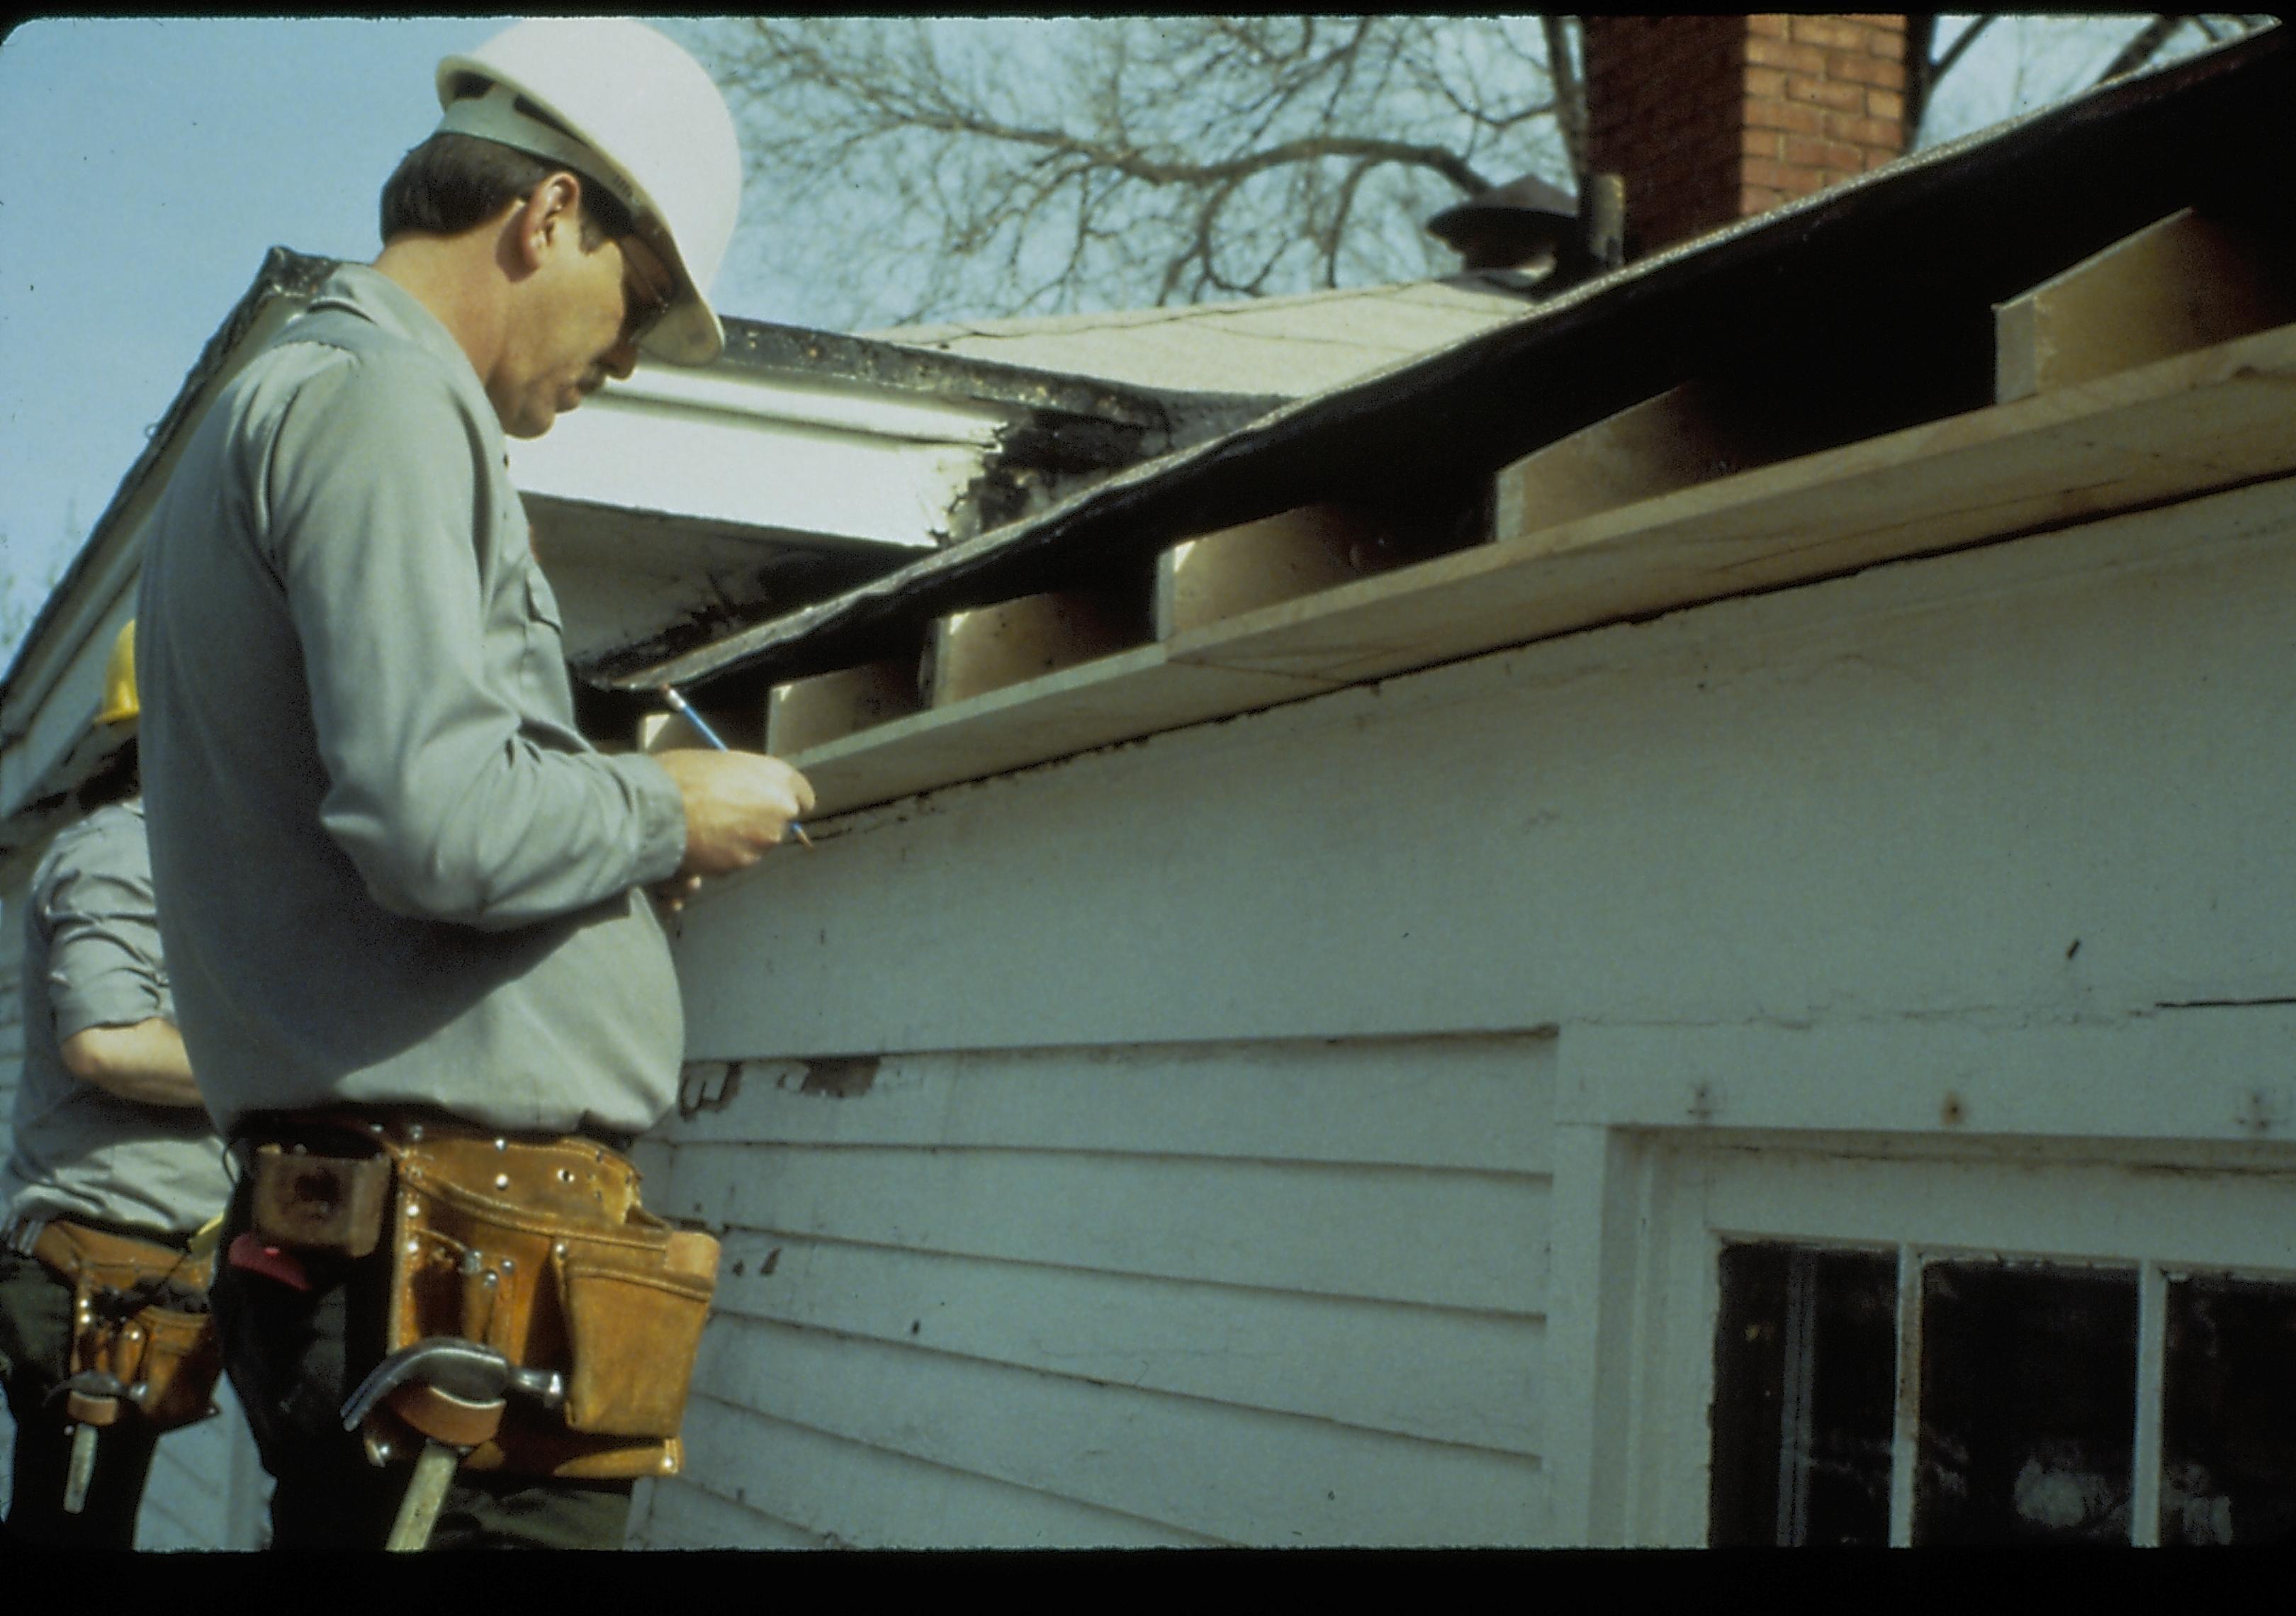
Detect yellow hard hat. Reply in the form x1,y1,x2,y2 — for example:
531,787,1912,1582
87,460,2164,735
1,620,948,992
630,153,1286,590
94,621,137,729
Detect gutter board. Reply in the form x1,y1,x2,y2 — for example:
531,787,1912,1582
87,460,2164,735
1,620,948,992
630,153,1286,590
787,320,2296,824
790,644,1334,819
1165,319,2296,688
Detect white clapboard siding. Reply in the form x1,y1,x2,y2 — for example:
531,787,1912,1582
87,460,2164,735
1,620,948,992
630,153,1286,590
642,1033,1553,1547
136,1381,264,1550
672,1035,1552,1171
707,1231,1542,1454
667,1143,1546,1315
634,1469,835,1549
669,1397,1217,1549
694,1318,1541,1547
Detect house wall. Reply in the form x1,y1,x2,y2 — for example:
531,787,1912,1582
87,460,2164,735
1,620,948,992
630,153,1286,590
641,471,2296,1547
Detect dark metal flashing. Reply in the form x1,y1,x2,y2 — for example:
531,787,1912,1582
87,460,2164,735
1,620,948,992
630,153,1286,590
621,26,2295,695
711,313,1285,444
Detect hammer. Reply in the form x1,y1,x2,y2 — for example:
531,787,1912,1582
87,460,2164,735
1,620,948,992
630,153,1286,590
340,1337,565,1552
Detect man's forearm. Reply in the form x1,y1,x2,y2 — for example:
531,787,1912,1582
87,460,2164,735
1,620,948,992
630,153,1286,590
59,1018,204,1108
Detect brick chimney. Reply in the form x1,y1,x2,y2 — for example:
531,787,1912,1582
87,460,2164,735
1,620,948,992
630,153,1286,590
1581,15,1910,259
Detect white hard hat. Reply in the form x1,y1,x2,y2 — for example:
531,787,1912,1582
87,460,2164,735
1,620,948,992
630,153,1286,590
434,18,743,365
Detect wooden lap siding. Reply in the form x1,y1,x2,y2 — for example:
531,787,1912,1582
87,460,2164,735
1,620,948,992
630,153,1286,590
641,470,2296,1549
636,1037,1553,1548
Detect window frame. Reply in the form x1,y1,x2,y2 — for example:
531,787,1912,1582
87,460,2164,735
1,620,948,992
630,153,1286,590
1631,1138,2296,1545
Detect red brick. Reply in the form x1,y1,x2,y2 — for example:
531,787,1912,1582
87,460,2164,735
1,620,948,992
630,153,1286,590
1741,127,1784,161
1740,155,1799,190
1746,35,1828,74
1784,74,1867,112
1741,183,1787,214
1746,95,1825,135
1784,133,1865,171
1789,15,1867,50
1823,109,1906,149
1779,165,1831,197
1746,14,1789,39
1744,63,1787,100
1830,50,1906,90
1845,18,1906,58
1864,86,1905,123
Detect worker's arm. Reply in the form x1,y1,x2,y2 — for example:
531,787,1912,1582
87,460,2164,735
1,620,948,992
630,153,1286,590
264,349,700,930
60,1018,203,1109
40,807,201,1109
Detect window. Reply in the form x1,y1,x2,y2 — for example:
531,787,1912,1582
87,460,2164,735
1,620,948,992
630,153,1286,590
1711,1241,2296,1544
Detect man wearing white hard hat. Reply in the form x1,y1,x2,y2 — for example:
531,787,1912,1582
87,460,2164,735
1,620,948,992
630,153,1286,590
136,19,812,1549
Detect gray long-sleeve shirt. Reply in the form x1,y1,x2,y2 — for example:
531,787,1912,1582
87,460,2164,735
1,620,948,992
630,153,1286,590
3,799,231,1235
136,266,689,1139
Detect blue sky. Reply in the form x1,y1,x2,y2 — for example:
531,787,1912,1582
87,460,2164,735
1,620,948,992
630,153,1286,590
0,15,2191,670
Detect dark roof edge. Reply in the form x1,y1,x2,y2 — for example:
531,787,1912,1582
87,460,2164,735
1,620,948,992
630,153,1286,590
1,247,338,709
619,24,2290,693
713,313,1289,430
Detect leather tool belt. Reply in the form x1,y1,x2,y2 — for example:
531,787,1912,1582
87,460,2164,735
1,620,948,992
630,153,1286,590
18,1217,222,1434
244,1111,719,1481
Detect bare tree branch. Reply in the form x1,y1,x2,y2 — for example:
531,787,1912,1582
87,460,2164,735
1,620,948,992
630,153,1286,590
687,15,1572,326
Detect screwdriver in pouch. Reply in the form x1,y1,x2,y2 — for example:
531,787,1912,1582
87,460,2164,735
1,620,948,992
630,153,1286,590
657,683,812,847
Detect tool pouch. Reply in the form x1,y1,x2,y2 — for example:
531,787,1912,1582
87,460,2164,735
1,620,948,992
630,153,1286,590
371,1123,719,1480
248,1144,392,1257
34,1221,222,1434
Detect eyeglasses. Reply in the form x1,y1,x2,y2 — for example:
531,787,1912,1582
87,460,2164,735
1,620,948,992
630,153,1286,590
619,235,676,348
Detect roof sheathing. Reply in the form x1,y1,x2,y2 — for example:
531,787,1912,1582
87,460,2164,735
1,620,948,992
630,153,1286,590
628,26,2296,695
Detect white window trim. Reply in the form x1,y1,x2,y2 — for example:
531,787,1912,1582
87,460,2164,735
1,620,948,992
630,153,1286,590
1615,1139,2296,1544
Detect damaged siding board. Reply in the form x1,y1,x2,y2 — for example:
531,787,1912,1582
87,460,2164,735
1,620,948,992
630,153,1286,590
666,1039,1551,1171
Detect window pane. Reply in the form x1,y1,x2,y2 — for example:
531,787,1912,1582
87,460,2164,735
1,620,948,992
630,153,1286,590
1914,1261,2137,1544
1711,1242,1896,1545
2161,1274,2296,1544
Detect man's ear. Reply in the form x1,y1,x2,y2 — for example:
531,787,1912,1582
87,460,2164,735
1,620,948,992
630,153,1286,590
510,173,585,271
